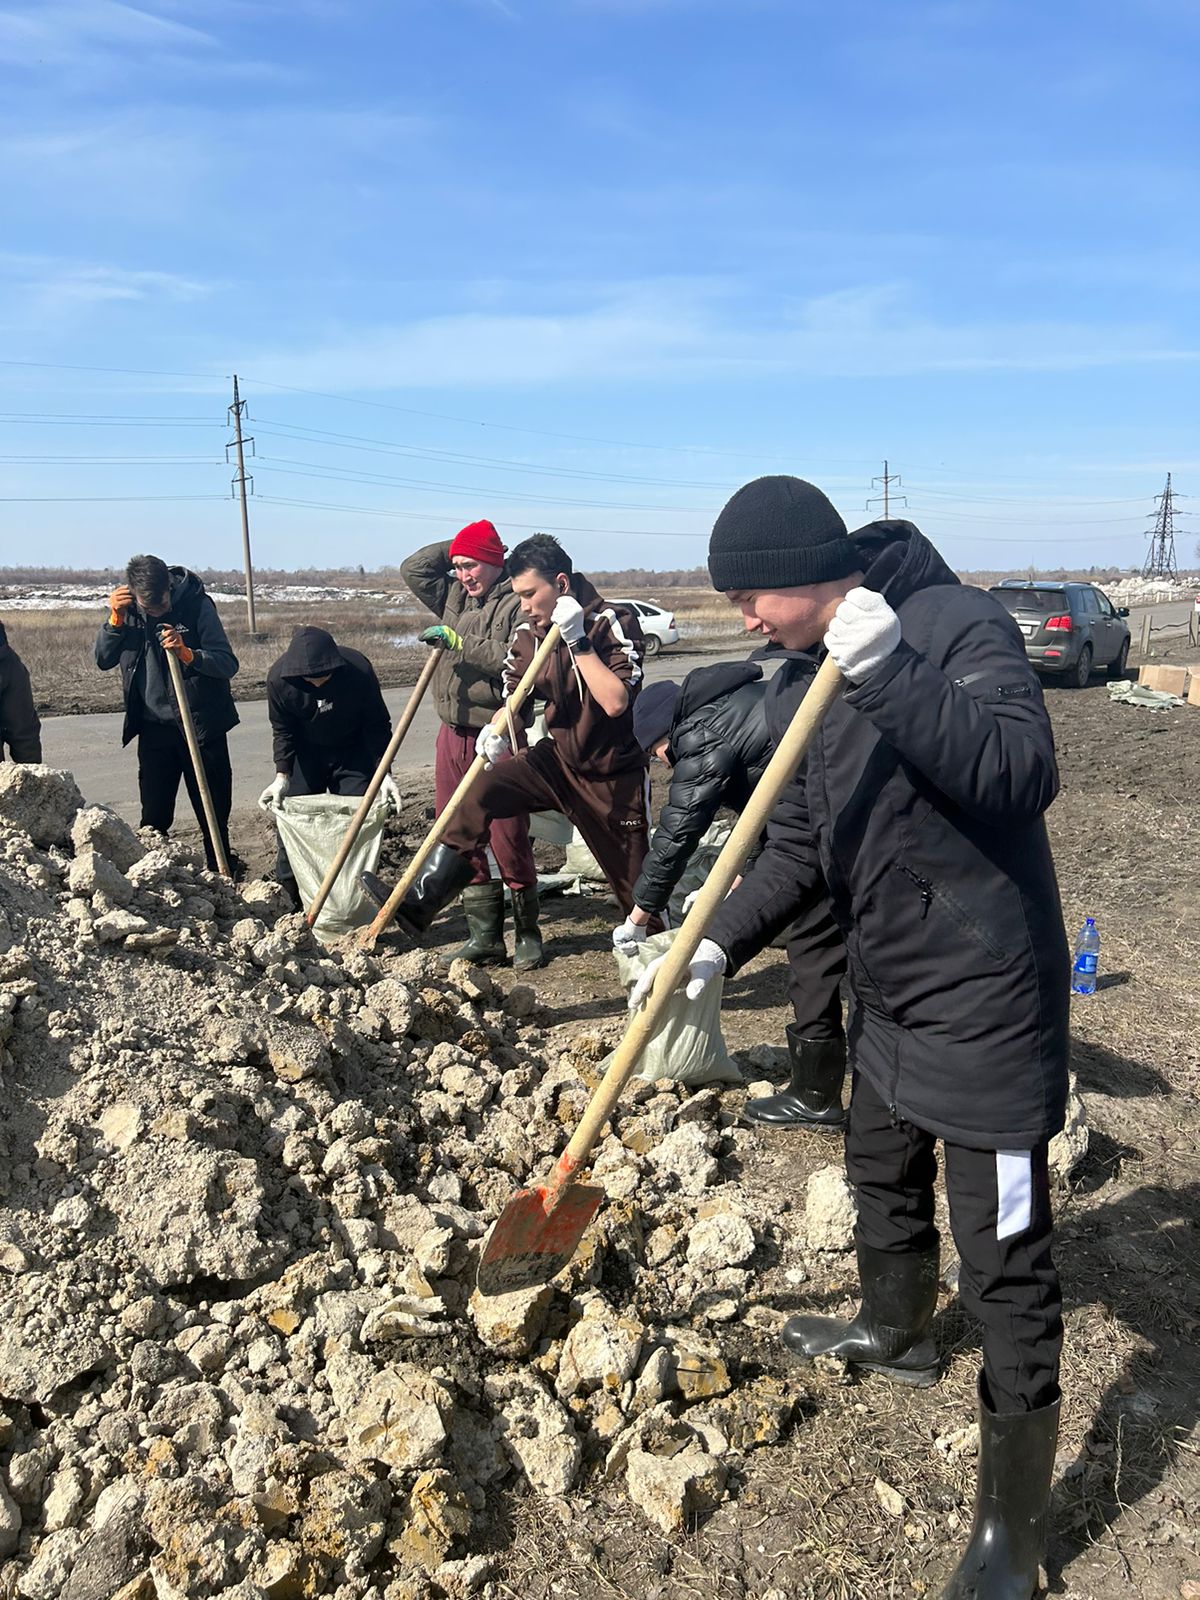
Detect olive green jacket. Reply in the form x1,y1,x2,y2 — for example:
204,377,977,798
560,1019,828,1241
400,540,523,730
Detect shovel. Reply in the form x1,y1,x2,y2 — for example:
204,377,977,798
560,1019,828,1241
360,624,562,948
476,651,844,1295
163,642,232,878
305,648,440,928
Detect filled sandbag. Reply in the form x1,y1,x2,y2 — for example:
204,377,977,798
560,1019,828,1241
274,793,388,941
611,928,743,1086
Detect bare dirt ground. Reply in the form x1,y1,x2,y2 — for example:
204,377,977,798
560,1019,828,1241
216,642,1200,1600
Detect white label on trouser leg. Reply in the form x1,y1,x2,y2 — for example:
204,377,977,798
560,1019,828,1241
995,1150,1033,1240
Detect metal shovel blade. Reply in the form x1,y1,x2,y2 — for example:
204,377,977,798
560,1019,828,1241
476,1182,605,1296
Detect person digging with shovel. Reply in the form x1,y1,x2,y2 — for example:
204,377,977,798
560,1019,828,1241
613,662,848,1130
95,554,242,876
630,476,1070,1600
363,533,655,962
384,521,541,969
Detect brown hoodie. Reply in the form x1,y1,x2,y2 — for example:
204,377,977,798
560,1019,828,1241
502,575,647,780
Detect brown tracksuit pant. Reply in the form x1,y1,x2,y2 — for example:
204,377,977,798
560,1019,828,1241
442,738,652,916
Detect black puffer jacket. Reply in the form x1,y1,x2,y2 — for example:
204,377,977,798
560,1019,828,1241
94,567,239,746
707,520,1070,1150
633,661,770,915
0,623,42,762
266,628,392,776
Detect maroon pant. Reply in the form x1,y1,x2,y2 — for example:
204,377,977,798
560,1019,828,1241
437,722,537,888
443,737,654,918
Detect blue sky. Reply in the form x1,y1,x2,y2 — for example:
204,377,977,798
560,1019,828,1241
1,0,1196,575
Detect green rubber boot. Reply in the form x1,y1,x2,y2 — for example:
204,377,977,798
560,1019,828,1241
440,880,508,968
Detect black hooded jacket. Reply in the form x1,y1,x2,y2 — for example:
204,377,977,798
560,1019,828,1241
0,623,42,762
266,628,392,777
633,661,771,916
94,567,239,746
706,520,1070,1150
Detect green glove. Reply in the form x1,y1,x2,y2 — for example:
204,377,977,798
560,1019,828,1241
420,624,464,652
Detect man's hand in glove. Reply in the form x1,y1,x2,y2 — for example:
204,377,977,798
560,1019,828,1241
628,937,726,1009
550,595,587,648
420,624,463,652
379,774,402,813
258,774,290,811
612,914,649,956
475,724,510,770
823,587,902,684
157,624,194,666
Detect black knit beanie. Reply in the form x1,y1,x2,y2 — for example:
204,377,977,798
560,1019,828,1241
708,475,859,591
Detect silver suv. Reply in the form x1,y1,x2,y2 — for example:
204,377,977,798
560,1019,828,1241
988,581,1131,688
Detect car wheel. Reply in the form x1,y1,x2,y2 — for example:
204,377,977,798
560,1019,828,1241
642,634,662,658
1107,638,1130,680
1072,644,1093,688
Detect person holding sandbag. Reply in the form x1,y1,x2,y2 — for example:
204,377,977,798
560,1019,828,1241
632,477,1069,1600
259,627,397,908
394,521,540,968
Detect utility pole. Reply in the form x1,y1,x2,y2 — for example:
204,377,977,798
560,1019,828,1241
1140,473,1179,581
227,375,257,634
867,459,906,519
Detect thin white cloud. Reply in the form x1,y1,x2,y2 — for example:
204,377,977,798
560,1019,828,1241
0,0,217,65
0,253,214,335
245,279,1198,392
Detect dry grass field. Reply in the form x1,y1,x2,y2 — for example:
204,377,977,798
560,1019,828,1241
1,585,744,718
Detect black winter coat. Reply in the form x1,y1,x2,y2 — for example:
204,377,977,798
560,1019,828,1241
633,661,771,915
0,624,42,762
266,628,392,776
94,568,239,746
707,520,1070,1150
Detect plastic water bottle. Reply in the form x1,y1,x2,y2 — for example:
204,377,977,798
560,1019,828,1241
1071,917,1100,996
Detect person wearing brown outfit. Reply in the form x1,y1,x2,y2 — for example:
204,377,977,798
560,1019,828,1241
364,535,653,959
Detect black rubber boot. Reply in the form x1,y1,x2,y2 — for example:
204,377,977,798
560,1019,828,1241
782,1238,941,1386
510,885,544,971
359,844,475,943
439,881,507,968
940,1375,1060,1599
742,1027,847,1128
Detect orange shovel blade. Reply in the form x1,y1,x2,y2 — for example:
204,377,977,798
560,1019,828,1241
476,1182,604,1296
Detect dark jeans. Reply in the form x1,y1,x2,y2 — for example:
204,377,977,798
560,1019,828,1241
137,722,232,872
846,1070,1062,1412
274,748,371,883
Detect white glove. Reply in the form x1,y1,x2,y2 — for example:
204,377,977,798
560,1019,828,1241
823,586,902,684
475,724,510,770
612,915,649,956
258,774,290,812
379,773,402,813
628,937,726,1010
551,595,587,648
680,888,701,916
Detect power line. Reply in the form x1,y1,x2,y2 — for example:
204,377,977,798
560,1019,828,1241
0,494,229,504
0,455,225,465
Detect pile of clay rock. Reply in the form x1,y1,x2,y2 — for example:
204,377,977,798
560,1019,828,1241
0,764,823,1600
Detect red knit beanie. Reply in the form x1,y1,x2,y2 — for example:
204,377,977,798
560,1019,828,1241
449,520,505,567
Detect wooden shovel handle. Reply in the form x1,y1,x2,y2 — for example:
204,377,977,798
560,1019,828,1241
544,652,844,1206
305,648,439,927
164,645,232,878
360,624,562,946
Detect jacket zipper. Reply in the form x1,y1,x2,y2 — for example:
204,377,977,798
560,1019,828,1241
899,864,934,918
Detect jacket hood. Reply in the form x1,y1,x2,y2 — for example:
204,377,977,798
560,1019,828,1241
0,621,8,651
572,574,603,612
850,519,959,608
166,566,206,607
277,627,346,680
673,660,762,728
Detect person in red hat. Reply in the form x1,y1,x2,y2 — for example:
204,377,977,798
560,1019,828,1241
397,522,542,969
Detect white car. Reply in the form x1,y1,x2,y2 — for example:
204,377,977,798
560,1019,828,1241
609,599,680,657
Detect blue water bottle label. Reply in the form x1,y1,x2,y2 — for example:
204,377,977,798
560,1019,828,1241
1075,954,1097,975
